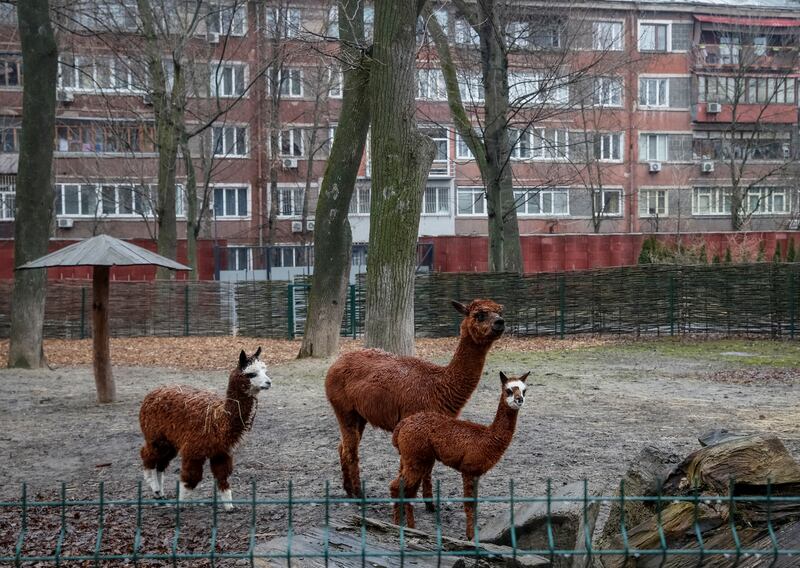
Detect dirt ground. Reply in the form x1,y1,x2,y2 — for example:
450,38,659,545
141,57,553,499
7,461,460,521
0,336,798,564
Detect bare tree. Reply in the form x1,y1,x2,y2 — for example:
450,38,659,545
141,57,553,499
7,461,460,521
8,0,57,369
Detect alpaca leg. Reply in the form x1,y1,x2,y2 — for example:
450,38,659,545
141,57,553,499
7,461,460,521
210,454,234,511
179,456,205,503
334,410,366,497
154,443,177,499
390,467,422,529
462,474,479,541
422,473,436,512
140,442,163,498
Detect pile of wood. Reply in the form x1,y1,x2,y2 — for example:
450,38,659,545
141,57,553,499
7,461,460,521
594,432,800,567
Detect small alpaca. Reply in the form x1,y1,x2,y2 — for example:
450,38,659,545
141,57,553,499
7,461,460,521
326,299,505,503
139,347,271,510
390,371,529,540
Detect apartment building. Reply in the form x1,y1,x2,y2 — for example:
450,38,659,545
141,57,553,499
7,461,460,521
0,0,798,280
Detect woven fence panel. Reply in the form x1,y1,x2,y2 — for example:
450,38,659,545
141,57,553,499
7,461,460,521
234,280,289,338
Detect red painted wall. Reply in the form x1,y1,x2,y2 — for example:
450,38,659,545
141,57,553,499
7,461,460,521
0,239,221,280
419,232,799,273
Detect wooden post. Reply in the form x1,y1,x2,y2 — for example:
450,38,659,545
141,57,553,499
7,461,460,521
92,266,115,403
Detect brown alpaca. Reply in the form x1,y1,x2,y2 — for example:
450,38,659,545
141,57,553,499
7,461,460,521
325,299,505,504
139,347,271,510
390,371,529,540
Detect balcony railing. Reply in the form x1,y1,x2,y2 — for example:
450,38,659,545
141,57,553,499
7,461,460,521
698,44,798,68
429,159,452,178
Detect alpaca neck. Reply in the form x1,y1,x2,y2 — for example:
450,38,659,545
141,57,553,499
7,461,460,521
224,380,257,441
441,333,493,411
487,394,519,449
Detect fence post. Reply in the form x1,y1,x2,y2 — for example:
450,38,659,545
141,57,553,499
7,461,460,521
669,275,675,336
287,284,295,340
350,284,357,338
80,287,86,340
559,275,566,339
790,271,797,340
183,285,189,337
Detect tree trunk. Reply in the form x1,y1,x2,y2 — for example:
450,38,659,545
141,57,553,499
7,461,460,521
8,0,57,369
479,0,523,274
266,64,281,249
181,135,199,280
298,0,371,359
92,266,115,403
363,0,435,356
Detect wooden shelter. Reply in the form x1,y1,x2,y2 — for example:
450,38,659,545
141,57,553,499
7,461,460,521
17,235,190,403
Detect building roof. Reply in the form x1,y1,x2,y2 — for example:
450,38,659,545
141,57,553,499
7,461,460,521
17,234,191,271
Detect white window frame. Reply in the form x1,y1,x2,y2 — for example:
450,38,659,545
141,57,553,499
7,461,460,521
211,62,247,98
457,72,484,103
594,188,623,216
329,67,342,98
206,1,247,37
692,187,732,216
592,21,623,51
454,18,479,45
638,188,668,217
639,77,669,108
422,184,451,216
212,185,250,219
596,133,623,162
455,133,475,159
638,20,672,53
747,187,791,215
0,184,14,220
457,186,486,216
640,133,669,162
417,68,447,101
227,246,252,271
349,185,370,215
212,125,248,157
271,245,313,268
55,182,175,218
279,127,305,158
513,188,569,216
277,185,305,218
277,68,303,98
267,7,302,39
593,76,623,107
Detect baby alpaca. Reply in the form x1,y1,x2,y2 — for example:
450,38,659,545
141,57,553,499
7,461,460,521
139,347,271,510
390,371,529,539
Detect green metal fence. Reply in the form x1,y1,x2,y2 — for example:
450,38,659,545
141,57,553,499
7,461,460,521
2,479,798,566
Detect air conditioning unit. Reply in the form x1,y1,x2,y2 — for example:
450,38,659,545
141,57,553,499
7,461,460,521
142,93,153,106
208,32,220,44
706,102,722,114
648,162,662,173
701,161,715,173
291,220,303,233
783,145,792,159
306,220,315,231
56,90,74,103
790,219,799,230
282,157,299,169
57,218,74,229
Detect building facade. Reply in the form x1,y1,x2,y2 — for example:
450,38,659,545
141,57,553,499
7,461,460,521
0,0,798,279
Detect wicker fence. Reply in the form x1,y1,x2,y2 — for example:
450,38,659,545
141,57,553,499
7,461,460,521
0,263,798,340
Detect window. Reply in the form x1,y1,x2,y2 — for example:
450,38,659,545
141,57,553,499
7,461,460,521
455,133,476,159
326,6,338,38
513,188,569,215
59,55,143,92
213,186,248,218
0,56,21,87
457,187,486,216
227,247,250,271
206,2,247,36
211,63,246,97
423,184,450,215
55,183,158,217
506,21,530,49
349,186,370,215
639,77,668,107
747,188,790,215
639,189,668,217
55,121,155,154
278,186,304,217
212,125,248,156
693,131,792,162
639,22,669,52
417,8,448,43
267,7,302,39
594,133,623,161
270,245,313,268
417,68,446,100
278,68,303,98
279,128,304,157
592,21,623,51
509,73,568,106
458,72,484,103
693,187,731,215
0,180,14,220
530,20,562,49
511,128,568,160
421,127,449,163
454,18,478,45
0,126,20,153
640,134,668,162
594,189,622,216
593,77,622,106
329,67,342,98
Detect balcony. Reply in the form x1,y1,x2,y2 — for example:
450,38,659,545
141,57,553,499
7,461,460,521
697,43,798,70
429,159,452,178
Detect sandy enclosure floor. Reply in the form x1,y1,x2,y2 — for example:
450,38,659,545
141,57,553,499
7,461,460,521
0,338,798,562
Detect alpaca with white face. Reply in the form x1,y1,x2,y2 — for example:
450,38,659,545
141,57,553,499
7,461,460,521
390,371,530,539
139,348,271,510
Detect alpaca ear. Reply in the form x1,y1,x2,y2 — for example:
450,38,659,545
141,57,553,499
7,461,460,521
452,300,469,316
499,371,508,384
519,371,531,383
239,349,248,369
254,347,262,360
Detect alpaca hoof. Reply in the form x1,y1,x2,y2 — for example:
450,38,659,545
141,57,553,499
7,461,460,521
223,503,235,512
153,492,165,500
424,502,437,513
